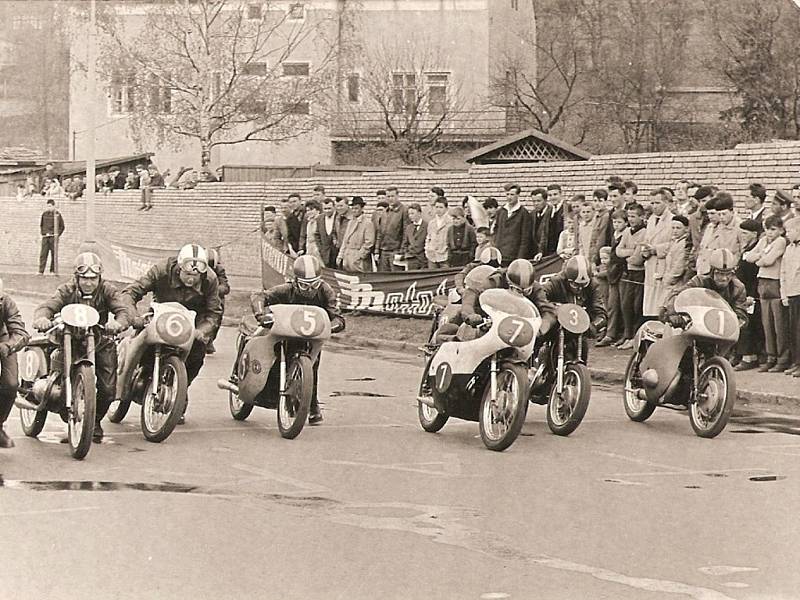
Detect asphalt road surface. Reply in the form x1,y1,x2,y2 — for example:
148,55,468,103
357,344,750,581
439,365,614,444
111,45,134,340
1,299,798,600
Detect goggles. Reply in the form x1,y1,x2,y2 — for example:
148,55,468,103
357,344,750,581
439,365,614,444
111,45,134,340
76,264,103,276
508,282,534,296
180,259,208,274
296,277,322,292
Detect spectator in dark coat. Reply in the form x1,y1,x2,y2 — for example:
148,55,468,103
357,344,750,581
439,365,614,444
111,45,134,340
376,187,408,271
483,197,499,236
39,198,65,275
747,183,768,225
400,203,428,270
544,184,565,255
734,218,764,371
529,187,550,262
494,183,532,265
285,193,306,255
315,198,339,268
446,206,477,267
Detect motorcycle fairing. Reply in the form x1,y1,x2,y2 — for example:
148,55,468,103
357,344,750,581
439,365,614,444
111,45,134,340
640,334,692,402
269,304,331,341
632,320,675,348
673,288,739,345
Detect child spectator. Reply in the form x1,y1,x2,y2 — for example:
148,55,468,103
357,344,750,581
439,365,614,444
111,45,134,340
780,218,800,376
614,202,647,349
447,207,477,267
744,215,789,372
735,219,764,371
597,210,629,347
474,226,493,261
594,246,611,337
658,215,689,303
576,201,598,261
557,210,577,260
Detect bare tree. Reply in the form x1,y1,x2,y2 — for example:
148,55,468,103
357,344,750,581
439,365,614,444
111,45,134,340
95,0,344,166
336,36,468,166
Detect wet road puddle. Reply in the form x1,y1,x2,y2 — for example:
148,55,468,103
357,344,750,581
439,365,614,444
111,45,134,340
729,414,800,435
329,390,394,398
748,475,786,482
0,478,201,494
345,377,376,382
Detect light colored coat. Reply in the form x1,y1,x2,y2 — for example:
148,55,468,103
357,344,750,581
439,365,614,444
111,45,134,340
337,214,375,273
425,215,451,264
696,219,743,275
643,210,674,315
658,235,688,302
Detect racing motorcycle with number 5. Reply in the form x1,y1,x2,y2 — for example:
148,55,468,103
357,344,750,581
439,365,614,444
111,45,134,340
107,302,195,442
16,304,100,459
217,303,331,439
623,288,738,438
417,288,542,451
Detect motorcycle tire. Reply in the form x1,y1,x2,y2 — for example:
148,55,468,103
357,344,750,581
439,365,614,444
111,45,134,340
68,364,96,460
106,396,131,423
417,353,448,433
277,355,313,439
689,356,735,439
141,355,188,443
478,362,528,452
229,389,253,421
546,363,591,436
623,350,657,422
19,405,48,437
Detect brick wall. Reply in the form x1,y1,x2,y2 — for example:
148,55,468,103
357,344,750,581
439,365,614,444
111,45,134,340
3,141,798,277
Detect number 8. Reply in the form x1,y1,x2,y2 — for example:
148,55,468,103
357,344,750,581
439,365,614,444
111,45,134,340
73,306,88,327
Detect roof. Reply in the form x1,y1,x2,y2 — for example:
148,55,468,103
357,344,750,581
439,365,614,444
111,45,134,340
53,152,155,176
465,128,591,164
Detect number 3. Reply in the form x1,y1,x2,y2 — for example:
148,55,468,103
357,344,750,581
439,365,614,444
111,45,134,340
300,310,317,336
569,309,579,327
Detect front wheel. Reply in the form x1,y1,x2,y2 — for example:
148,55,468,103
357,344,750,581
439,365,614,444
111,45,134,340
546,363,591,436
19,403,47,437
479,363,528,451
417,352,448,433
229,390,253,421
106,396,131,423
277,355,313,439
68,364,96,460
689,356,735,439
141,355,188,443
623,349,657,422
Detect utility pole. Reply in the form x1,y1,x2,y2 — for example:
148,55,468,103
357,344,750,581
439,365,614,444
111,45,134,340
81,0,98,253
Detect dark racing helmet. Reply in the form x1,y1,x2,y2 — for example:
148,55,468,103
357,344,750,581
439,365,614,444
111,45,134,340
708,248,736,273
505,259,537,296
74,252,103,278
477,246,502,268
563,255,593,291
293,255,323,294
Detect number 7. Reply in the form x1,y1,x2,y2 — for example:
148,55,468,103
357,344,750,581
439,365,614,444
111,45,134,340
507,319,525,343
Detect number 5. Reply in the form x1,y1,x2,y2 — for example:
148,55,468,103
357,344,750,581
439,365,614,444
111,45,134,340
300,310,317,336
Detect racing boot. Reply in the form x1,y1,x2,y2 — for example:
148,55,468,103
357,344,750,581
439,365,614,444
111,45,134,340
308,397,323,425
205,341,216,355
93,421,104,443
0,427,14,448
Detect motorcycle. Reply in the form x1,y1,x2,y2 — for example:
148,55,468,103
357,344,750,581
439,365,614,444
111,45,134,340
107,302,194,442
528,303,592,436
622,288,739,438
417,288,542,451
217,303,331,439
16,304,100,459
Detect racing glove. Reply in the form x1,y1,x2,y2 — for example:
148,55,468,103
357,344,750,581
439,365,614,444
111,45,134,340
0,342,11,358
465,313,484,327
105,320,127,335
668,314,687,328
33,317,52,331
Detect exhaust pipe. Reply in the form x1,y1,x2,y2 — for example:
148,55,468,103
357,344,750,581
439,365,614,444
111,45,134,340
15,396,44,411
217,379,239,394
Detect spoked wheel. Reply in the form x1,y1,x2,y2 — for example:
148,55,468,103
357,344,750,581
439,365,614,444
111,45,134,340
68,364,96,460
19,402,47,437
546,363,591,436
277,355,313,439
106,396,131,424
229,389,253,421
623,349,657,422
689,357,735,438
417,352,448,433
141,355,187,443
479,363,528,451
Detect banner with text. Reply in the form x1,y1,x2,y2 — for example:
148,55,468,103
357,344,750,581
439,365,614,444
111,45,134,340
96,238,175,282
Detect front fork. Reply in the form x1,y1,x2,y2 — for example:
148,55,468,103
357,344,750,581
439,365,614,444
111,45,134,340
490,354,497,401
279,342,287,400
689,342,699,404
63,331,72,410
151,347,161,398
555,329,565,394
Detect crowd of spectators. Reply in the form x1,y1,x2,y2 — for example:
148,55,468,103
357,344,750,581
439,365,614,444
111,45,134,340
264,179,800,375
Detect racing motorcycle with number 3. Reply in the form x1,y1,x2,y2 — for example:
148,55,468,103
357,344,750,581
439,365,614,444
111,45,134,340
623,288,738,438
528,303,592,436
217,303,331,439
417,288,542,451
16,304,100,459
107,302,194,442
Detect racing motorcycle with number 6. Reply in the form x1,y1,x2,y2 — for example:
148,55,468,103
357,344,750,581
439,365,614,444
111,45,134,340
217,303,331,439
107,302,194,442
16,304,100,459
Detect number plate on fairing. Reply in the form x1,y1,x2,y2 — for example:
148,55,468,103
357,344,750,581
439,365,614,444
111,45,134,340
557,303,590,334
497,316,535,347
61,304,100,328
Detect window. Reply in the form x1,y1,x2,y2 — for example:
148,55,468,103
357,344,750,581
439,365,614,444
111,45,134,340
288,3,305,20
426,73,448,115
246,3,262,20
282,62,309,77
346,73,360,103
109,71,137,114
392,73,416,114
241,62,267,77
148,74,172,113
12,15,43,30
511,0,519,9
286,100,310,115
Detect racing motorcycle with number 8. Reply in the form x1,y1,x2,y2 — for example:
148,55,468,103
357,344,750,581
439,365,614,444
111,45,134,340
217,303,331,439
416,288,542,451
107,302,195,442
16,304,100,459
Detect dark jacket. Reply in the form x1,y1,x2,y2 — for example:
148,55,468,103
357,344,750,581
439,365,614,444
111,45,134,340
376,204,408,252
400,220,428,264
545,203,565,255
529,206,551,258
315,213,339,267
460,269,556,333
736,239,759,298
0,293,30,350
251,282,345,332
286,209,305,253
213,264,230,297
122,257,222,338
447,222,477,267
34,279,134,329
542,273,607,329
494,205,532,262
661,274,749,327
40,208,65,237
608,232,626,285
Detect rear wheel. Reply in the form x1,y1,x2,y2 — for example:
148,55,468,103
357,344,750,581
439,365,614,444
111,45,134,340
68,364,96,460
106,396,131,423
623,350,657,422
546,363,591,436
689,356,735,438
277,355,312,439
417,352,448,433
479,363,528,451
141,355,187,443
19,403,47,437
